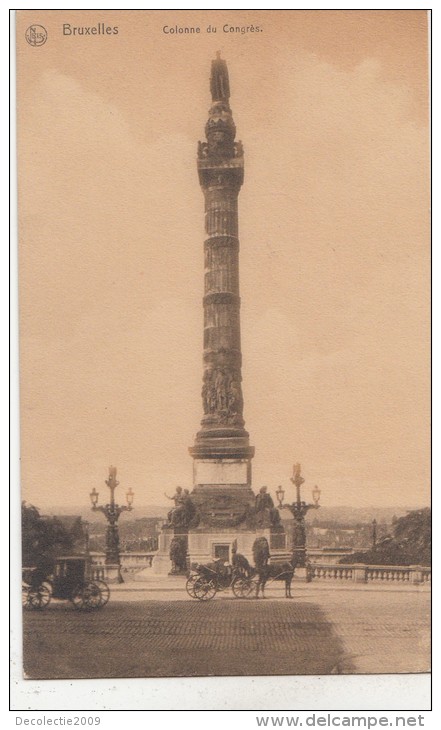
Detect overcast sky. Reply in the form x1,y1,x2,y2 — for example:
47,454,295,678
17,10,429,511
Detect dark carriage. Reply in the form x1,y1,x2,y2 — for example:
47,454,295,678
186,560,257,601
22,556,110,611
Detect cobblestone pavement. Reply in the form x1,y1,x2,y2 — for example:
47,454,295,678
22,588,430,679
302,589,430,674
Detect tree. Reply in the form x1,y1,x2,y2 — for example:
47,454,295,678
339,508,431,566
21,502,76,573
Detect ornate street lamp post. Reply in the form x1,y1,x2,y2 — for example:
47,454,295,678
89,466,134,583
372,518,377,548
277,463,320,566
83,521,90,556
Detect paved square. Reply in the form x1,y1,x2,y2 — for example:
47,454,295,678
22,587,430,679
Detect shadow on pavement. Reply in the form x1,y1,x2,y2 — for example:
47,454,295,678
23,599,354,679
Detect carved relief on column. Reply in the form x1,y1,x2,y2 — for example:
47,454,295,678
201,365,244,427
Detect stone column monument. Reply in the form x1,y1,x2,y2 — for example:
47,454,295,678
152,55,286,574
190,55,254,486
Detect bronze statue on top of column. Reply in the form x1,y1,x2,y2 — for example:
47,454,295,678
210,52,230,102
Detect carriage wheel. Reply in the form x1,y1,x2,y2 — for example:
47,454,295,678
26,584,51,610
92,580,110,607
82,581,102,610
232,577,257,599
22,583,31,608
193,577,216,601
185,575,198,599
71,581,102,611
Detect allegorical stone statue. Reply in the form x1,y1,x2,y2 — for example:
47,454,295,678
165,486,183,525
182,489,197,526
165,486,197,528
169,536,188,574
252,536,271,569
254,486,281,527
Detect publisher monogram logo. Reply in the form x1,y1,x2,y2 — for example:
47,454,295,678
25,25,48,47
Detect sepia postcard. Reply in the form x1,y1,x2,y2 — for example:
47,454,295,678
14,8,431,711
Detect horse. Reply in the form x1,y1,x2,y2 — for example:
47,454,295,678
252,536,297,599
255,561,297,598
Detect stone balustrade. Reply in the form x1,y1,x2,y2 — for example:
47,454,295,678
88,553,431,587
306,565,354,581
90,551,157,571
366,566,411,583
306,563,431,585
121,552,156,567
421,567,431,583
90,564,107,581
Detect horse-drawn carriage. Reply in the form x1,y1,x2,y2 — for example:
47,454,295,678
186,560,257,601
22,556,110,611
186,539,299,601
